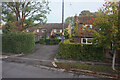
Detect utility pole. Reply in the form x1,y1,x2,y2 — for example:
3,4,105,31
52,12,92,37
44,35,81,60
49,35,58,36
62,0,64,42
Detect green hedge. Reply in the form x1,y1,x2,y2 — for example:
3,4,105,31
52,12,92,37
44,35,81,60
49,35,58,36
39,38,45,44
39,39,61,45
57,40,104,61
46,39,61,45
2,33,35,54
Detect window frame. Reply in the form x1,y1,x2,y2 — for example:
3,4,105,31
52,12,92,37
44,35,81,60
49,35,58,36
81,38,93,44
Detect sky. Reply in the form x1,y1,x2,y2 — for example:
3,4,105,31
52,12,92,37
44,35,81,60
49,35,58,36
47,0,105,23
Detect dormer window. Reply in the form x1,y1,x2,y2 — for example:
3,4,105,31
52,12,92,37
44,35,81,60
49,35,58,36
37,29,39,32
54,29,56,33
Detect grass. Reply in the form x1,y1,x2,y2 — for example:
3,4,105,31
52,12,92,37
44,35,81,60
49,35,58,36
55,62,120,75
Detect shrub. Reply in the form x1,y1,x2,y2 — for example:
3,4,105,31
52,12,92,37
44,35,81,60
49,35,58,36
48,39,61,45
2,33,35,54
57,40,104,61
39,38,45,44
39,39,61,45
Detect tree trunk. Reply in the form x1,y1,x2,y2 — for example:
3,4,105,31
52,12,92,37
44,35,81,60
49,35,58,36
112,49,116,70
104,49,110,58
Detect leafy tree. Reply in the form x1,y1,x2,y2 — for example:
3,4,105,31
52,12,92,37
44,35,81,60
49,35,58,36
65,16,74,26
91,1,119,70
2,0,51,32
79,10,98,17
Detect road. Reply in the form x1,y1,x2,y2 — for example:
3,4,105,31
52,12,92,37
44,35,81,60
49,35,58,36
2,61,97,78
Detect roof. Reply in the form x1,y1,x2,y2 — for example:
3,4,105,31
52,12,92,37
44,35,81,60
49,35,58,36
39,23,69,33
78,16,96,24
27,23,70,33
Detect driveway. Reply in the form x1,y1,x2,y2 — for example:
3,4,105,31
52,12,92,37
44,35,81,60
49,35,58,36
3,44,59,67
24,44,59,60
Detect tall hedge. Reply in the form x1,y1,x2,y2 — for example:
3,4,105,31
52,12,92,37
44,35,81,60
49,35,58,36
57,40,104,61
2,33,35,54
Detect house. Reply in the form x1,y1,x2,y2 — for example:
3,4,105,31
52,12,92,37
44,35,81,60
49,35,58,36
73,14,98,44
25,23,71,41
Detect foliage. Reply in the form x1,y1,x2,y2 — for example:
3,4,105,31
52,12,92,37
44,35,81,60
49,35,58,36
2,0,51,32
64,29,70,39
39,39,61,45
79,10,98,17
90,1,119,70
46,39,61,45
2,33,35,54
65,16,74,26
55,33,62,36
39,38,45,44
57,40,104,61
74,22,78,36
92,1,119,50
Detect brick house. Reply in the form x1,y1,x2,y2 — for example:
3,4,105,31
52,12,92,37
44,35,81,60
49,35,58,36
25,23,71,41
73,14,98,44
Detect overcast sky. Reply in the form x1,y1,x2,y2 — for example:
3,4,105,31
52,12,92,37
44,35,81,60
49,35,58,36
47,0,105,23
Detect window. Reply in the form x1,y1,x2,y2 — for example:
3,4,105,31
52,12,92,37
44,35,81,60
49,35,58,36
60,29,62,33
42,29,47,33
90,25,92,28
54,29,56,33
37,29,39,32
81,38,92,44
83,39,86,43
84,25,88,28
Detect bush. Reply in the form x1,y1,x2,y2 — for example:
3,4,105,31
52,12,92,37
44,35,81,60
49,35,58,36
39,38,45,44
57,40,104,61
39,39,61,45
2,33,35,54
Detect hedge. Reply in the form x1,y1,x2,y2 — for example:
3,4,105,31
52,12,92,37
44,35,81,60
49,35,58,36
39,39,61,45
57,40,104,61
2,33,35,54
39,38,45,44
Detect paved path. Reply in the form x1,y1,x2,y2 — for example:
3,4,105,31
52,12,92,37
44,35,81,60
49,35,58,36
2,61,98,78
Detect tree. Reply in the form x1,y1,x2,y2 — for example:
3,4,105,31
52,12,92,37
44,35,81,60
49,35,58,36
65,16,74,26
79,10,98,17
91,1,119,70
2,0,51,32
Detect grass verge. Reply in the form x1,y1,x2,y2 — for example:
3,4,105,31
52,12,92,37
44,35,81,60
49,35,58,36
55,62,120,75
